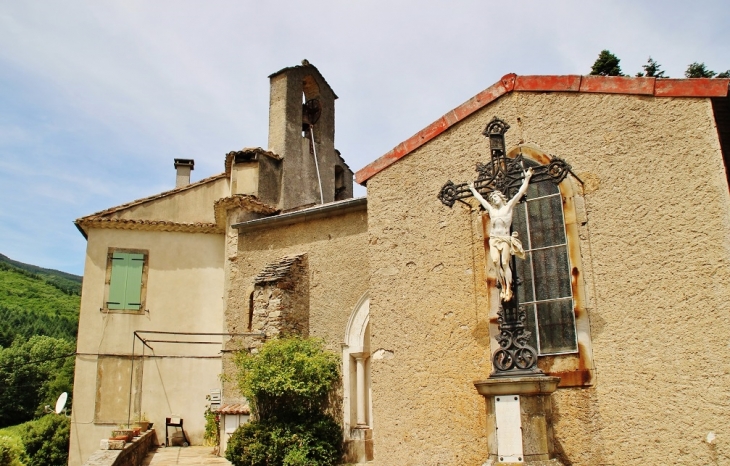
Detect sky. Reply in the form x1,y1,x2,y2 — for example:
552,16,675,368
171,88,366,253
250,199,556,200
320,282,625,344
0,1,729,276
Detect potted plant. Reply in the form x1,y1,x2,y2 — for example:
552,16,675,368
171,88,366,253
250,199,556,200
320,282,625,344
111,426,133,443
136,413,151,433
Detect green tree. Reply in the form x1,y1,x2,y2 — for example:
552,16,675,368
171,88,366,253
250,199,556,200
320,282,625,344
227,337,342,466
0,336,75,427
590,50,625,76
717,70,730,78
685,62,716,78
20,415,70,466
636,57,667,78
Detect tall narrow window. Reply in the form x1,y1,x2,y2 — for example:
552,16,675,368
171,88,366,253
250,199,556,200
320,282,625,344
511,160,577,355
248,292,254,332
335,165,346,201
104,249,148,312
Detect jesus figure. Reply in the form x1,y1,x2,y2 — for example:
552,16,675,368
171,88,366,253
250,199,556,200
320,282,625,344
468,167,533,301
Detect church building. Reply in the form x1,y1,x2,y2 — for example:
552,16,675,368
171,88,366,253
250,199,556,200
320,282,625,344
69,63,730,465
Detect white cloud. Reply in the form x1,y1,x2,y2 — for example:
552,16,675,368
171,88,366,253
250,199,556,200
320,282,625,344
1,0,729,273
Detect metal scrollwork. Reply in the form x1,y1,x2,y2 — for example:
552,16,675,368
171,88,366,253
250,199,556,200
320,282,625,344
437,116,575,208
491,304,540,375
437,152,573,208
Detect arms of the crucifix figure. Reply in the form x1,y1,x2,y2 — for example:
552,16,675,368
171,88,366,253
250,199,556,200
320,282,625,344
506,167,534,209
467,182,495,215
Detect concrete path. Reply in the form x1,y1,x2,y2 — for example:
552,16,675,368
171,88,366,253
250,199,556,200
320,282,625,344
142,446,232,465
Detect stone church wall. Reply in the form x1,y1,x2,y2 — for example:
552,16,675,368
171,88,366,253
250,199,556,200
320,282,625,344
221,207,368,404
364,92,730,465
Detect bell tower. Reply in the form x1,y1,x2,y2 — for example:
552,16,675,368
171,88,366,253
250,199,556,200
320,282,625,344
267,61,352,211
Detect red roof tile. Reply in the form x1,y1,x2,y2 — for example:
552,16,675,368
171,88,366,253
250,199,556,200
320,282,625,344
355,74,730,185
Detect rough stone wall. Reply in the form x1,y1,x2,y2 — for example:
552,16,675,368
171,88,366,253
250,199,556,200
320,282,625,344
251,255,310,338
364,92,730,465
222,208,368,404
82,429,157,466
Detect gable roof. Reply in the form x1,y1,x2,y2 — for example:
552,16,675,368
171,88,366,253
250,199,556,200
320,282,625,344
78,172,229,220
355,74,730,185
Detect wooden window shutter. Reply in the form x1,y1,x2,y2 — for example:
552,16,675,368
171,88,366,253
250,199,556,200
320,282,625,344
107,253,128,310
107,252,145,310
124,253,145,310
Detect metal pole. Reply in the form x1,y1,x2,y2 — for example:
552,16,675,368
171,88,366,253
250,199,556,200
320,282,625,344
310,126,324,204
127,333,136,427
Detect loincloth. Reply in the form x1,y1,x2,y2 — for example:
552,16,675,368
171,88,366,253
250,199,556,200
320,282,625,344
489,234,525,259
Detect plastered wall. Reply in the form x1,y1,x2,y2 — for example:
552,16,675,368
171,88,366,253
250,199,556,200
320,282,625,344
69,228,225,466
112,177,229,223
364,92,730,465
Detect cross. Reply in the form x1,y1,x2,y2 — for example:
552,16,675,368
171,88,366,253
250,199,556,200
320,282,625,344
438,117,577,377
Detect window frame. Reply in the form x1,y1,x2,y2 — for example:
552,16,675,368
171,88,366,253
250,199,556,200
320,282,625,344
102,248,149,314
485,146,594,387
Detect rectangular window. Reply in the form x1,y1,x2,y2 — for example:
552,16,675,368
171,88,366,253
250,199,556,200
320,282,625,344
512,176,578,356
104,249,148,312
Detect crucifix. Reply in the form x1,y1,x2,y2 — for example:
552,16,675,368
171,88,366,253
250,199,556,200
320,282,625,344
438,117,577,377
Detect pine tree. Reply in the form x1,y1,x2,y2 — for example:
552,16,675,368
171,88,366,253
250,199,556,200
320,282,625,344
685,62,716,78
636,57,667,78
590,50,625,76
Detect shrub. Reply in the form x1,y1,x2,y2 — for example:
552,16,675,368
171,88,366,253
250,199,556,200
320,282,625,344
227,337,342,466
0,435,26,466
234,337,340,420
20,415,70,466
225,415,341,466
203,404,220,447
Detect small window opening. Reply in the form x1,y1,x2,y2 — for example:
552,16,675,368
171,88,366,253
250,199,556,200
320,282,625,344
247,292,254,332
335,166,346,200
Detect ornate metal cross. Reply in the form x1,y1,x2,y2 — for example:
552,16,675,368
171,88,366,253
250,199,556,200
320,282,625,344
438,117,575,378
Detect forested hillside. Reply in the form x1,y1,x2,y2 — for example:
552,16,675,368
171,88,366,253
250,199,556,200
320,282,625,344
0,254,81,347
0,255,80,464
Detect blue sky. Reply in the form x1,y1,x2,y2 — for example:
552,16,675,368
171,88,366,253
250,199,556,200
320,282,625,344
1,1,729,276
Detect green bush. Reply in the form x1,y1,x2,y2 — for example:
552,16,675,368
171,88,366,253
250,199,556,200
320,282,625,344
234,337,340,420
0,434,26,466
225,415,341,466
227,337,342,466
20,415,70,466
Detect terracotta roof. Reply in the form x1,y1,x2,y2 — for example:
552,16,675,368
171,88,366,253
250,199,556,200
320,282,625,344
355,74,730,185
225,147,281,175
75,217,220,235
213,195,279,227
213,403,250,415
254,254,305,284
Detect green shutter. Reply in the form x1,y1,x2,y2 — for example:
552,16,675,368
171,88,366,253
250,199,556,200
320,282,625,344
124,253,144,310
107,253,128,310
107,252,145,310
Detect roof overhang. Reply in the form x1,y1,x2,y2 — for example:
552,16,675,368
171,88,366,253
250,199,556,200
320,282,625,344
355,74,730,185
233,197,366,233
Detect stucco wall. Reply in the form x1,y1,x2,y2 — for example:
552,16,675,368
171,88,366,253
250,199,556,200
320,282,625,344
112,177,229,223
221,207,369,403
69,228,225,466
364,92,730,465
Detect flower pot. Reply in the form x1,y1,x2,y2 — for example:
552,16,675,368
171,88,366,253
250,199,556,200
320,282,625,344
136,421,150,432
132,427,141,437
111,429,133,443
